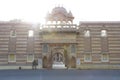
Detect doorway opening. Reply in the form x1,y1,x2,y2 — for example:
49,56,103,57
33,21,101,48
52,52,66,69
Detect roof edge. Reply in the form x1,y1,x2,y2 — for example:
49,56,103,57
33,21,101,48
80,21,120,25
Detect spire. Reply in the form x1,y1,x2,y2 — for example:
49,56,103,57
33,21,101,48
68,10,73,17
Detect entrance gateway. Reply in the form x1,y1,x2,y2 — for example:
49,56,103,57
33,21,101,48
41,6,77,69
42,45,77,69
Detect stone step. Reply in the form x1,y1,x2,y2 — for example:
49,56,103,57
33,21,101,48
52,61,66,69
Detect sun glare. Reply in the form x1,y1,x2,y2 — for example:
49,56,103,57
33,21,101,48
28,30,34,37
0,0,120,23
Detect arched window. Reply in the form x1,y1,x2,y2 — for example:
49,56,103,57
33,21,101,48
101,30,108,52
10,30,16,37
71,44,76,53
47,21,52,24
42,44,49,53
57,21,61,24
68,21,72,24
84,30,90,37
57,26,61,28
101,30,107,37
84,30,91,52
53,21,56,24
28,30,34,37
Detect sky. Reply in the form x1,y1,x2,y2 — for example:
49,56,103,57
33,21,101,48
0,0,120,24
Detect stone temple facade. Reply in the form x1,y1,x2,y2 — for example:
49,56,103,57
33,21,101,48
0,7,120,69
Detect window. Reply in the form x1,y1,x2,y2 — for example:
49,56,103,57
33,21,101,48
27,54,34,62
101,54,109,62
101,30,108,52
84,30,90,37
51,26,55,28
10,30,16,37
84,54,91,62
101,30,107,37
53,21,56,24
57,26,61,28
66,26,69,28
57,21,61,24
76,27,79,29
72,26,76,28
47,21,52,24
71,44,76,53
28,30,34,37
68,21,72,24
8,54,16,62
42,44,49,53
84,30,91,52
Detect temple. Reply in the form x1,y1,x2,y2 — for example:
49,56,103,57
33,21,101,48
0,7,120,69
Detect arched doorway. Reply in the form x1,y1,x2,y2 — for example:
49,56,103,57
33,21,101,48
52,52,66,69
53,52,64,63
43,56,47,68
71,56,76,68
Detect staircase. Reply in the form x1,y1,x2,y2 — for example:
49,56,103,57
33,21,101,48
52,61,66,69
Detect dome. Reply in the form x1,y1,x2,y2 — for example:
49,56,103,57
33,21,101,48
46,6,74,22
52,7,68,16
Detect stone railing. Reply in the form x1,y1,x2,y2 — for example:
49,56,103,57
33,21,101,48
41,39,77,43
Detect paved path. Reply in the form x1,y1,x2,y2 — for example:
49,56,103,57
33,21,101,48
0,69,120,80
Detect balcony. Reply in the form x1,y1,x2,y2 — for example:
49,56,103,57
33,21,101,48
41,39,77,43
40,24,78,32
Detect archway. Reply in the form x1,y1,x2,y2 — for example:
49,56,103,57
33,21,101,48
43,56,47,68
71,56,76,68
52,51,66,69
52,52,64,63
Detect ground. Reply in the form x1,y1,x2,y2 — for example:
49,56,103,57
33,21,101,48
0,69,120,80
